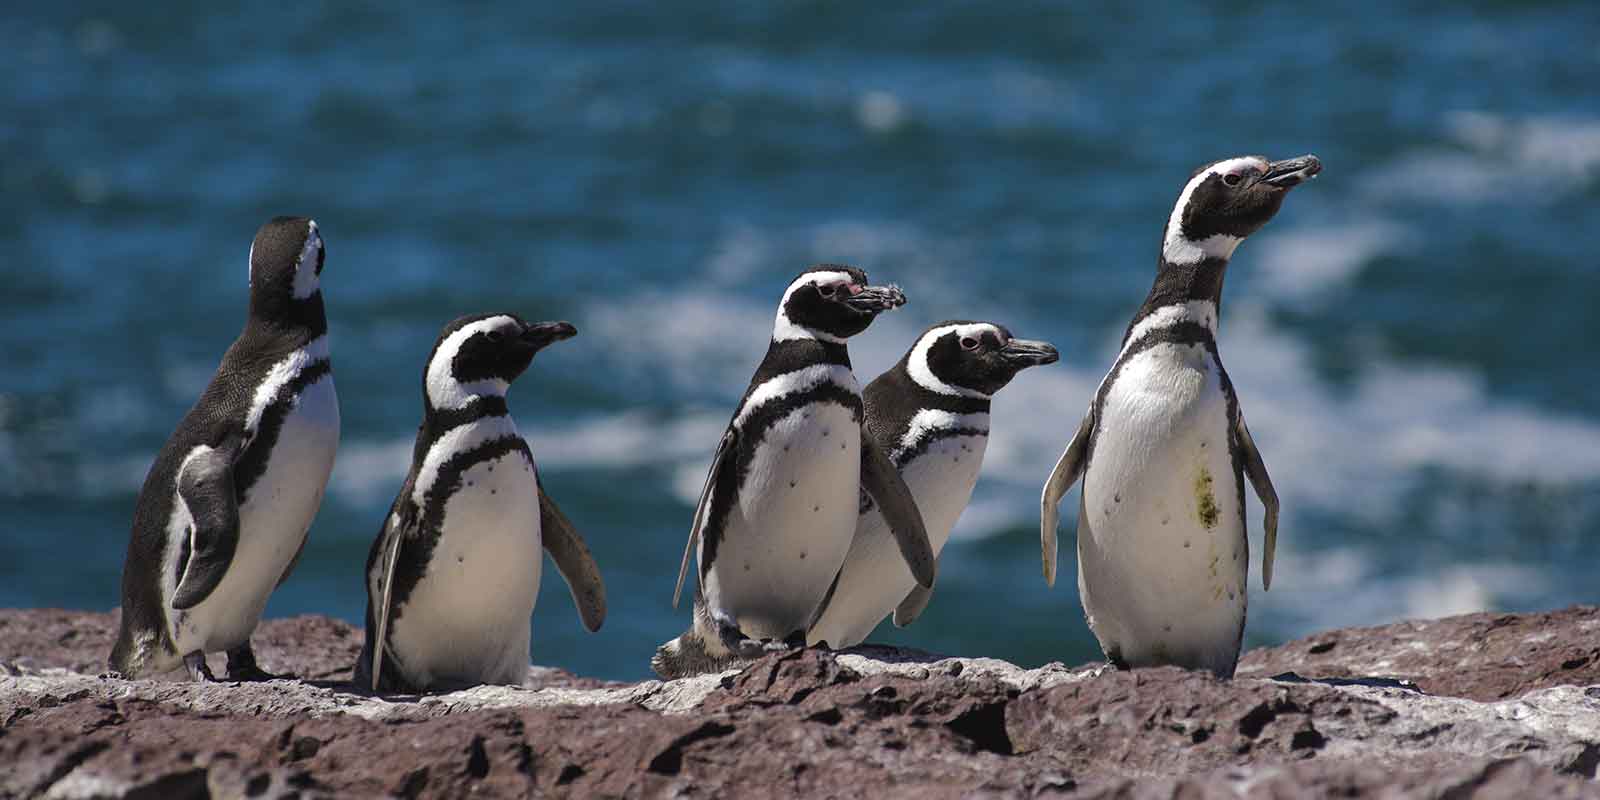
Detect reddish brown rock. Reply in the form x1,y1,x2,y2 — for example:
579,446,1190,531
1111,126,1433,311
1239,605,1600,701
2,607,1598,798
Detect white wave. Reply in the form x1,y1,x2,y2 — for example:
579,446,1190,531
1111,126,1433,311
1361,112,1600,204
1256,544,1546,635
584,223,975,395
528,410,728,469
327,438,412,507
1252,221,1410,302
329,411,731,508
582,221,1600,548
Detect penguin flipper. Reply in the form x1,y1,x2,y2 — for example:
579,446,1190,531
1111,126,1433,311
860,431,936,589
537,481,607,632
675,428,735,608
1040,411,1092,588
170,435,245,611
368,513,406,692
1234,412,1279,591
892,555,938,627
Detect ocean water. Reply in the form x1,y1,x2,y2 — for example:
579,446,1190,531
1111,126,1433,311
3,3,1597,681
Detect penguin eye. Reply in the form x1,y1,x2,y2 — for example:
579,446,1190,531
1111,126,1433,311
485,330,504,343
1223,173,1243,187
817,283,836,298
960,336,979,351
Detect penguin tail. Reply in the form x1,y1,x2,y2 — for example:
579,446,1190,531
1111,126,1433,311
107,621,167,679
651,632,706,680
651,624,741,680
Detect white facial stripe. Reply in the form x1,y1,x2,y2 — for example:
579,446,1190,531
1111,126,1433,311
426,316,519,411
734,363,860,428
291,220,322,300
772,270,855,343
411,414,522,509
244,334,330,436
246,240,255,287
1122,300,1218,353
907,323,1002,399
896,408,990,459
1162,156,1267,264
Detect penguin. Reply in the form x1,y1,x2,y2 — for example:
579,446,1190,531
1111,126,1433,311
355,313,605,693
807,321,1058,649
109,216,339,681
1039,154,1320,678
651,265,936,679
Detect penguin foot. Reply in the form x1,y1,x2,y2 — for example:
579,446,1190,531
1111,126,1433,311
184,651,215,682
225,644,286,682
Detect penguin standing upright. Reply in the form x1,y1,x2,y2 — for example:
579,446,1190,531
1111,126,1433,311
356,313,605,693
651,266,936,679
1040,154,1321,678
808,321,1058,649
110,216,339,681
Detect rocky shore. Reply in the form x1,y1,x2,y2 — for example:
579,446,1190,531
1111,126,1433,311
2,606,1598,798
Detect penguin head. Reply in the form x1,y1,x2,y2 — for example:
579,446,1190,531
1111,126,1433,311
906,321,1059,398
773,265,907,343
424,313,577,411
248,216,325,315
1162,154,1321,263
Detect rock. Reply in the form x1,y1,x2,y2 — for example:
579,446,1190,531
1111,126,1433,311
1,607,1598,798
1239,605,1600,702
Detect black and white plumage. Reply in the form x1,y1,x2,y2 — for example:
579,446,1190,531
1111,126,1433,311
110,216,338,681
355,314,604,694
808,321,1058,649
1040,154,1320,677
651,266,935,679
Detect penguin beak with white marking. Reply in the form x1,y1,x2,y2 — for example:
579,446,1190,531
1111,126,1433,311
520,320,578,352
1260,154,1322,189
999,338,1060,368
843,284,908,316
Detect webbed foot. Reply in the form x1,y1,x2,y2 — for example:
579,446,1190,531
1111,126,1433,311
225,644,287,682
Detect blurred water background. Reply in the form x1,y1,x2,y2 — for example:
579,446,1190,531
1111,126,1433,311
3,3,1598,680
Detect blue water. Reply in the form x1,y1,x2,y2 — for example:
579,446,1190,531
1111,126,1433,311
3,4,1598,681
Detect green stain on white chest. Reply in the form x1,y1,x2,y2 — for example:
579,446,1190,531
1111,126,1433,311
1194,466,1220,529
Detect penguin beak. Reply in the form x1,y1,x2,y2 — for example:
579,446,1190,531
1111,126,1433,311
520,321,578,351
999,338,1060,368
1260,155,1322,188
843,284,908,315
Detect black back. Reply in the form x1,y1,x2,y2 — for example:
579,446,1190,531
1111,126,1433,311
112,216,329,671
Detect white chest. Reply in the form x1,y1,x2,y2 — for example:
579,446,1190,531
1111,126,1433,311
897,427,988,553
804,427,987,649
390,445,543,687
1076,342,1247,670
705,399,861,639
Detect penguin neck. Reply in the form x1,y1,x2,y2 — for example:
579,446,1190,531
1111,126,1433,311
248,290,328,347
757,336,852,378
1122,252,1227,347
884,363,992,416
424,393,511,435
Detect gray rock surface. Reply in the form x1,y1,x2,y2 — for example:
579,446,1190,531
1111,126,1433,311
1,607,1597,798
